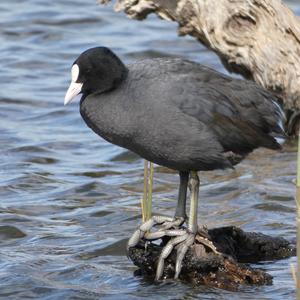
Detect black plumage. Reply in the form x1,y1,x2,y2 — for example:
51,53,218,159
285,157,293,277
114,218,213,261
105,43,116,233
74,48,285,172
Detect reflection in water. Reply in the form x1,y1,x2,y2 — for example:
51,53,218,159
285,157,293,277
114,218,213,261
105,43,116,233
0,0,298,299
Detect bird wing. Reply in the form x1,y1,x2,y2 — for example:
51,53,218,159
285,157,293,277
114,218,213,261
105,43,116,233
152,62,285,155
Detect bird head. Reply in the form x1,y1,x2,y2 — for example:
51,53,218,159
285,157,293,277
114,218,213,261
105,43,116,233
64,47,128,105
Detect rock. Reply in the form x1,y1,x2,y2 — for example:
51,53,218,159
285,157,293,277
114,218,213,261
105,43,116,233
128,226,295,290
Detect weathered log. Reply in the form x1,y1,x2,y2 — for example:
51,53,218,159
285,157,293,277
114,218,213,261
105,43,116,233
128,226,295,290
99,0,300,132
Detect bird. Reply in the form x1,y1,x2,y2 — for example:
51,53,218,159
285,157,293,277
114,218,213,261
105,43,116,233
64,46,286,281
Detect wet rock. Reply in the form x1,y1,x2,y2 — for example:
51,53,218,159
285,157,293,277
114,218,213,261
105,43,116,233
128,226,295,290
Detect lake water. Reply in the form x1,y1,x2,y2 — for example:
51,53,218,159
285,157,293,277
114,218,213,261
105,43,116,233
0,1,299,299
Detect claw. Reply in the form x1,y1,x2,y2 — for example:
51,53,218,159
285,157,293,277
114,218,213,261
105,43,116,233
127,215,185,250
195,234,220,255
155,233,189,281
174,234,194,279
127,228,144,250
145,229,186,241
161,217,184,230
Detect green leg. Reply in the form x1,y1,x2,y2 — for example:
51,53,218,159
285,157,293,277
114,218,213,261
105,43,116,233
142,160,153,222
188,171,199,233
147,161,153,221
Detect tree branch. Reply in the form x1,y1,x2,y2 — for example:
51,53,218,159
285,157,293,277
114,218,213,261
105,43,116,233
99,0,300,116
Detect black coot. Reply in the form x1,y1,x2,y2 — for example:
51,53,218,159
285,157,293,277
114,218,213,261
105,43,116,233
65,47,285,280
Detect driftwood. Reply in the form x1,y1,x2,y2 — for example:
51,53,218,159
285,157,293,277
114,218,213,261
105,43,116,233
99,0,300,132
128,226,295,290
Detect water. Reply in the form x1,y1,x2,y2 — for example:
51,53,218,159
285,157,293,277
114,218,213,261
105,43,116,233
0,0,298,299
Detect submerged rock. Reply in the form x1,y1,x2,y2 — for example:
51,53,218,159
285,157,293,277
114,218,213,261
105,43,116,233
128,226,295,290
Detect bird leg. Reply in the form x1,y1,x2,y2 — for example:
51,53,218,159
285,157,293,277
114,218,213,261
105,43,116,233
156,171,220,280
174,171,189,220
127,171,189,249
155,171,199,280
142,160,153,222
128,171,220,280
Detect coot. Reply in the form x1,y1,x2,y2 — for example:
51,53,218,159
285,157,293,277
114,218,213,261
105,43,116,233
65,47,285,280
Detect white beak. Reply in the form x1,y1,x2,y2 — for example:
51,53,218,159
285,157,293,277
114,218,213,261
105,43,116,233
64,81,83,105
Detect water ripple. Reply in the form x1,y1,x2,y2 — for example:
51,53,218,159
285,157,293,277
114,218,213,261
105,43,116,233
0,0,297,299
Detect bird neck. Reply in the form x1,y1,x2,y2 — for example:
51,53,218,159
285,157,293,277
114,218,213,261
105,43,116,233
83,65,129,98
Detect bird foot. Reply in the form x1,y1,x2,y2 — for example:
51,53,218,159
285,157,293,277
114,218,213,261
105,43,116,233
127,218,221,281
155,227,221,281
127,215,185,250
155,230,195,280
